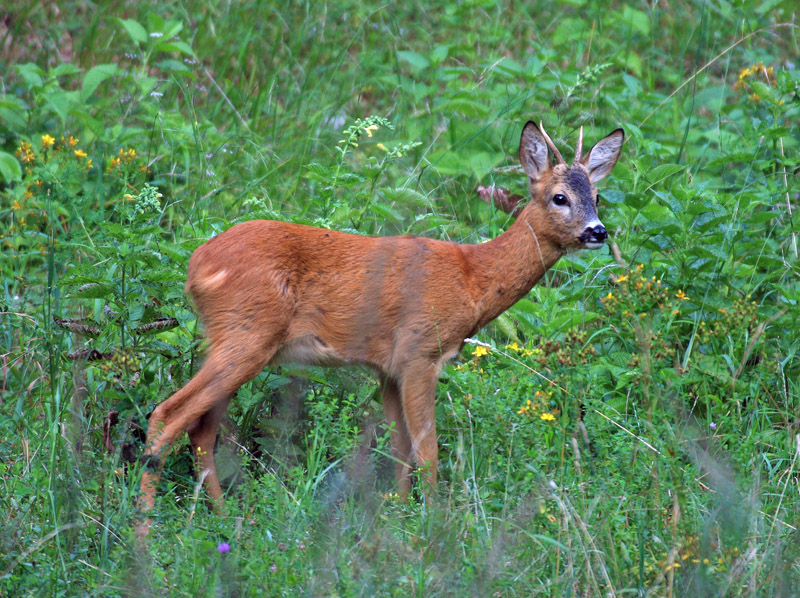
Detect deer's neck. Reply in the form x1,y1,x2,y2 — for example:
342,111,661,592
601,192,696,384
469,209,563,329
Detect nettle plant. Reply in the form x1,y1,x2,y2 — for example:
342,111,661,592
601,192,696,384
58,183,190,416
303,116,423,234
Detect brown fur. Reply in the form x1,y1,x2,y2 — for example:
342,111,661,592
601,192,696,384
136,121,623,537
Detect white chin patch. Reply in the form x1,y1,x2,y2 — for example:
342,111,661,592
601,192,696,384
583,241,605,250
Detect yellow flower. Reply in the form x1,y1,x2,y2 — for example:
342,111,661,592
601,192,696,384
365,124,378,137
73,149,87,160
615,274,628,283
473,345,490,358
540,412,556,421
675,289,688,301
86,159,93,169
41,134,55,148
505,342,521,352
12,200,21,210
68,136,78,148
376,143,387,151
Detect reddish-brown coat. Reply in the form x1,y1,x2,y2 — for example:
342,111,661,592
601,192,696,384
137,121,623,538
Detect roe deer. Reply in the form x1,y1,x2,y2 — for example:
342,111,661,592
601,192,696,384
137,120,623,535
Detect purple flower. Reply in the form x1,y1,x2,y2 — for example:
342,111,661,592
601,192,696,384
709,422,716,430
217,542,231,554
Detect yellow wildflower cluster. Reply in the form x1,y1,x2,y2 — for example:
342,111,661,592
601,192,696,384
15,140,35,165
505,342,536,358
472,345,490,358
645,535,742,578
734,61,774,91
603,264,686,318
15,135,93,172
696,295,758,343
108,148,138,171
517,389,555,419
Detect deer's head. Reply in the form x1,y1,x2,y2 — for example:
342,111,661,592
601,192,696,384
518,121,624,251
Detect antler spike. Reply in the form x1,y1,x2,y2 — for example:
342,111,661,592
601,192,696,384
574,126,584,164
538,121,565,165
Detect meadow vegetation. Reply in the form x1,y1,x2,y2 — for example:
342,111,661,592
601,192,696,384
1,1,798,596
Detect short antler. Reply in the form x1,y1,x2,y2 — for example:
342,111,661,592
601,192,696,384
538,121,565,165
574,126,584,164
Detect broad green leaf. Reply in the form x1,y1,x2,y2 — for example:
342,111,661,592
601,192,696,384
622,6,650,36
0,151,22,183
73,283,113,299
136,76,158,95
646,164,685,186
0,99,27,132
52,63,82,77
45,89,78,125
749,80,776,104
382,187,429,208
16,63,45,88
81,64,119,101
117,18,148,44
155,59,192,74
397,50,430,71
430,45,449,66
155,41,195,56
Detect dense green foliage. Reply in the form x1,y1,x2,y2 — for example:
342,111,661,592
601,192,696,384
1,1,799,596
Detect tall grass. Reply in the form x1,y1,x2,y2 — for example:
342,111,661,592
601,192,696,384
1,1,798,596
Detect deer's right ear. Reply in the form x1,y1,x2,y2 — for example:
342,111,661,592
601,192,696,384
519,121,550,181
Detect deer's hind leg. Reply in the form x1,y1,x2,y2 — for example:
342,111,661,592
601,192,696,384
186,393,232,509
380,375,413,496
137,321,287,537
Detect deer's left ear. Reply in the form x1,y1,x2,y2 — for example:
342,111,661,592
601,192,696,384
582,129,624,183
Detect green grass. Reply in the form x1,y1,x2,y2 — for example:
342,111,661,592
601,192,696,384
1,1,799,596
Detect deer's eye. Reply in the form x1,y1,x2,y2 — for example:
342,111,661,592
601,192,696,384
552,194,569,207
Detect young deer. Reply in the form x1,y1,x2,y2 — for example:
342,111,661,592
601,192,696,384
137,121,623,534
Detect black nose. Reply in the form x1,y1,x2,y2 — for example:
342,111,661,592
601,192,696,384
591,224,607,242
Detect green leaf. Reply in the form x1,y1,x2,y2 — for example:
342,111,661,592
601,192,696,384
749,80,776,104
155,40,195,56
430,45,449,66
117,18,148,44
45,90,79,126
15,63,45,88
81,64,119,101
397,51,430,71
155,59,192,74
0,151,22,183
622,6,651,36
73,283,114,299
146,268,186,283
0,99,27,132
136,76,158,95
756,0,784,15
382,187,429,208
646,164,685,186
52,63,82,78
370,203,403,223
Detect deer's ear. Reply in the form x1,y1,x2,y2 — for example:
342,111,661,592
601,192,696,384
582,129,624,183
519,121,550,181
